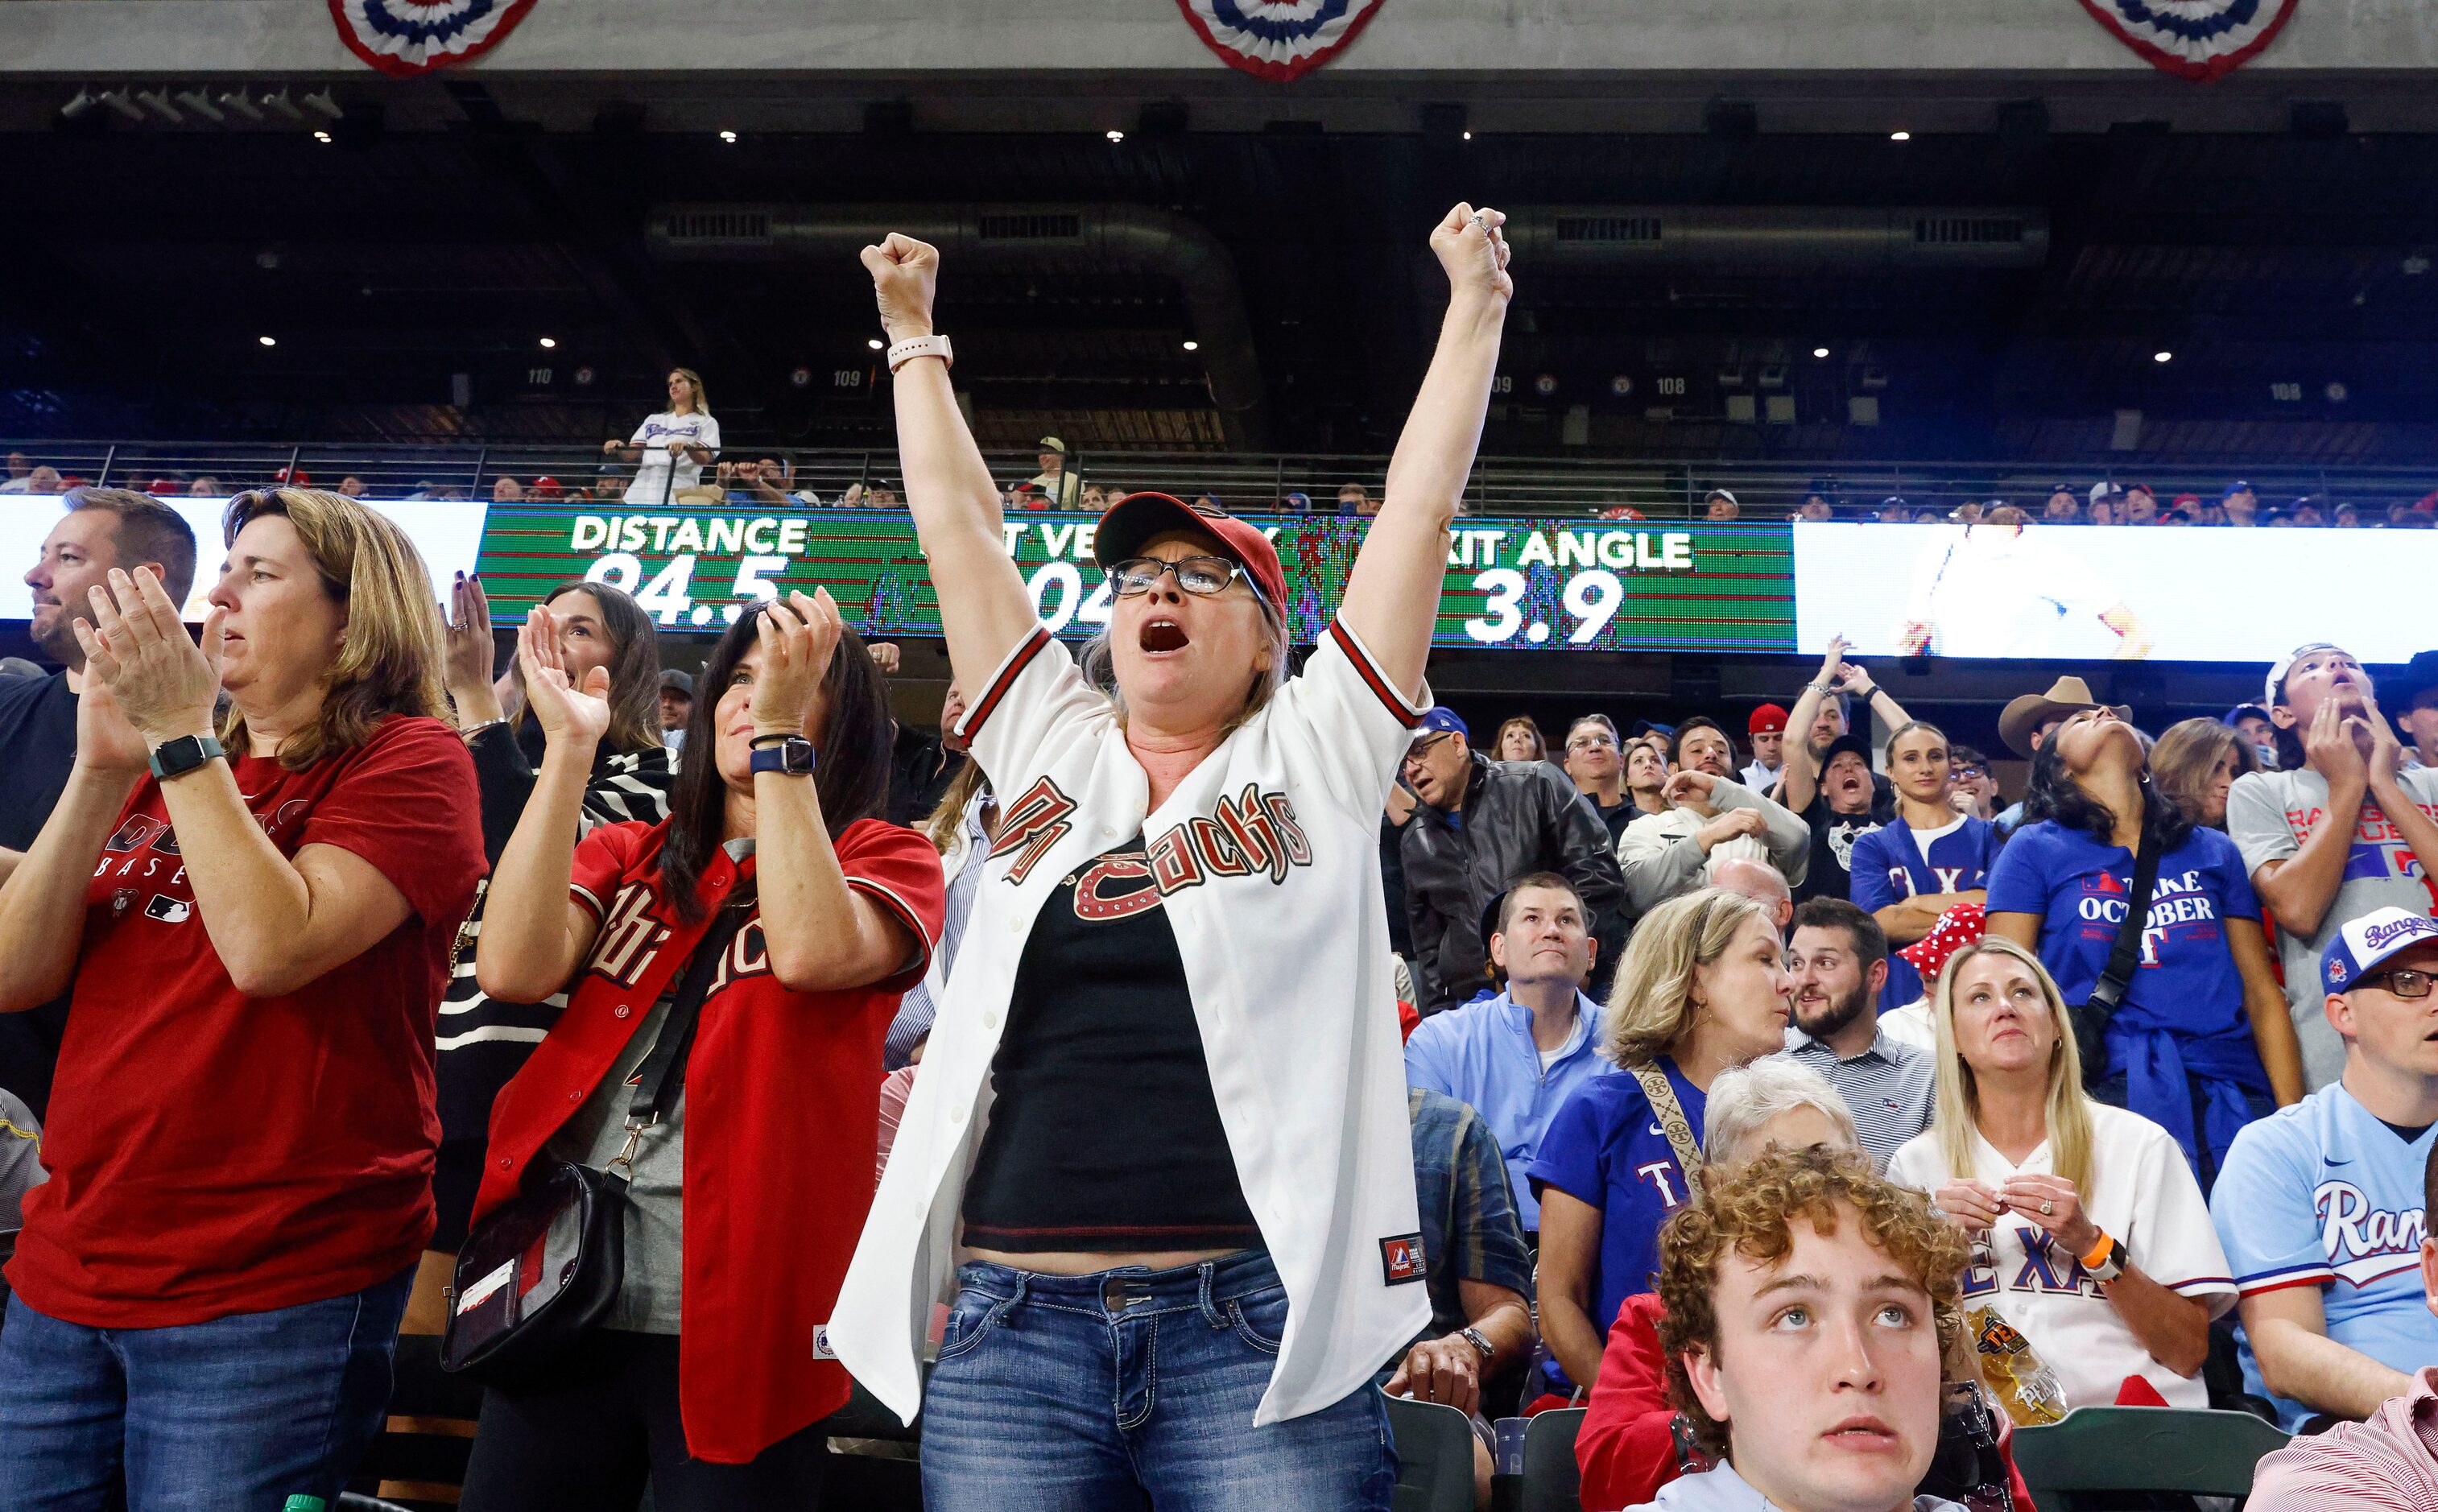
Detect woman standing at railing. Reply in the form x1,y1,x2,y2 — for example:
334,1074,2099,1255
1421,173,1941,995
603,368,720,506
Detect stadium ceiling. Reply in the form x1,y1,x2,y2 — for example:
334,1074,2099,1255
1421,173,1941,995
5,77,2438,461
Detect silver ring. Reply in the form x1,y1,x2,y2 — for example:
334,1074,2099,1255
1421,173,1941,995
2039,1200,2054,1217
1473,212,1491,233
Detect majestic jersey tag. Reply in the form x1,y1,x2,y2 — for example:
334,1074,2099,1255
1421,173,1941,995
1379,1233,1427,1286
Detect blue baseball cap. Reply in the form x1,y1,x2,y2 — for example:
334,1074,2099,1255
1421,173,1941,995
1413,706,1469,742
2222,480,2256,500
2321,907,2438,994
2222,704,2271,728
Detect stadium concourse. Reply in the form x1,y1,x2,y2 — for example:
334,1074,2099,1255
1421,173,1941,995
13,2,2438,1506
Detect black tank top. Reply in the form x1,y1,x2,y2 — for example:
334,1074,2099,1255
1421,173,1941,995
961,837,1261,1253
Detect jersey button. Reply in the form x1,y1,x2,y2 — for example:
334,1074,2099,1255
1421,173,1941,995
568,1089,583,1102
498,1155,512,1170
614,1004,632,1018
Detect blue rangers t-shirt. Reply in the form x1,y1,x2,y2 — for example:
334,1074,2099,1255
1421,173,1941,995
1850,814,1999,1010
2210,1082,2438,1429
1528,1057,1706,1390
1986,820,2261,1044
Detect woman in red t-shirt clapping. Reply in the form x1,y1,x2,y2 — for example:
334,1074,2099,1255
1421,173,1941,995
0,487,486,1511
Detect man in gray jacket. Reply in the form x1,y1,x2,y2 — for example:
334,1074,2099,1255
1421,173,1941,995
1618,717,1811,915
1401,708,1628,1014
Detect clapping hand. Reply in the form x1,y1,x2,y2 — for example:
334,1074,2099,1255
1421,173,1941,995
860,233,941,344
74,567,221,752
517,605,611,750
1429,203,1513,304
751,589,847,741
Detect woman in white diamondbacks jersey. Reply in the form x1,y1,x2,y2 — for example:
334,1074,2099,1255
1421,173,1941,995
831,206,1511,1512
603,367,721,507
1888,937,2238,1411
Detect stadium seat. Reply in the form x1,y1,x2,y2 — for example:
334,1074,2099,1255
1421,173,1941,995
1386,1395,1477,1512
346,1333,481,1510
2007,1405,2288,1506
1521,1407,1586,1512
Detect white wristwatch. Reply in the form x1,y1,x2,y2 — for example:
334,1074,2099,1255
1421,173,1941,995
886,333,952,373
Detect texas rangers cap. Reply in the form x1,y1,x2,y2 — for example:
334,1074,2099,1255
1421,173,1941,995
1093,491,1286,615
2265,642,2348,707
1748,703,1788,736
1412,706,1469,744
2322,907,2438,995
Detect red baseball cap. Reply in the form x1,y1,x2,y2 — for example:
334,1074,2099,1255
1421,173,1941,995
1747,702,1788,736
1093,492,1286,615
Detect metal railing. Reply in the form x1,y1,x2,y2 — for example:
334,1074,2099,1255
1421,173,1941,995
2,438,2432,522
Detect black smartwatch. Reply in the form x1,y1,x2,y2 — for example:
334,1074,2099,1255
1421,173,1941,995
148,734,226,781
748,737,818,777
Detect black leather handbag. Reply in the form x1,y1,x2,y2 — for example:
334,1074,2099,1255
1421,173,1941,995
440,899,746,1384
2066,839,2160,1089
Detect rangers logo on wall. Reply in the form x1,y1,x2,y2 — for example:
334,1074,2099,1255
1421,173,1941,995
1175,0,1386,82
330,0,540,77
2076,0,2299,83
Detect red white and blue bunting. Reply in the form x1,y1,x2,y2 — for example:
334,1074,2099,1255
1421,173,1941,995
330,0,539,77
2075,0,2298,83
1174,0,1386,82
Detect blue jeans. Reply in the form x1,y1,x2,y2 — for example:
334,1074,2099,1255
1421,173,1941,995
0,1267,413,1512
921,1250,1396,1512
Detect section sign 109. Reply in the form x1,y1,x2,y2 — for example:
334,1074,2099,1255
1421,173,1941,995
471,506,1795,653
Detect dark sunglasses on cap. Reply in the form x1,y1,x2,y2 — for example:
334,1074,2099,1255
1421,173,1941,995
1106,556,1254,599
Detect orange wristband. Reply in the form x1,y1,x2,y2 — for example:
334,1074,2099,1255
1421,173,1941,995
2080,1230,2116,1270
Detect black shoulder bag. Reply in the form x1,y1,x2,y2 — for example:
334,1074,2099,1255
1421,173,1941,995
2066,840,2160,1089
440,896,749,1384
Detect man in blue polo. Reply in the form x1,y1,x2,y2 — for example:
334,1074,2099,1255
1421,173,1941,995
1403,871,1614,1237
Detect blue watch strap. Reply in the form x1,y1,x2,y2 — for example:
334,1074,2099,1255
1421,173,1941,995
749,738,817,776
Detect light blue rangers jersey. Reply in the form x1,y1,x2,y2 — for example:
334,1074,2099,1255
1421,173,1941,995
2211,1080,2438,1429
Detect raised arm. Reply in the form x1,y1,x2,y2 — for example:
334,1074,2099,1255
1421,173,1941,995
0,684,146,1012
749,591,920,992
1336,204,1512,703
862,235,1039,685
476,610,610,1003
1779,637,1849,812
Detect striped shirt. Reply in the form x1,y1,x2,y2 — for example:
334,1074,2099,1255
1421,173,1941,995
2248,1366,2438,1510
1781,1023,1936,1171
1407,1088,1535,1347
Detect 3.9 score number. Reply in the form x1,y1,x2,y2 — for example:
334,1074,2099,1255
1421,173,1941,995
1464,568,1626,646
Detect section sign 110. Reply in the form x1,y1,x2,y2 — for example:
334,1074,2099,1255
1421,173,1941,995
471,506,1795,653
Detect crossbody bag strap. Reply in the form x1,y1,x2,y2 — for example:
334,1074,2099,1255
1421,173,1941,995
2089,840,2164,1015
1632,1063,1705,1204
609,889,753,1173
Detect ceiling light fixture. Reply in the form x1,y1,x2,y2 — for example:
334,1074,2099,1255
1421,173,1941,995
1461,130,1473,141
1182,339,1200,351
258,335,277,347
718,129,738,143
538,337,556,349
866,337,884,350
1106,128,1126,143
2153,350,2173,363
312,129,332,143
1890,130,1911,142
1812,346,1830,358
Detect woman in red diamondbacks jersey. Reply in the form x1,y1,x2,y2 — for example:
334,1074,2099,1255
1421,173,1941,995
457,589,944,1508
0,487,486,1511
829,206,1510,1511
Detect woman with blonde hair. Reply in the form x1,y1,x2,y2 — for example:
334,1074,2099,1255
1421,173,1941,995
1529,887,1794,1394
605,367,719,506
1888,936,2237,1411
0,487,486,1506
2150,715,2258,831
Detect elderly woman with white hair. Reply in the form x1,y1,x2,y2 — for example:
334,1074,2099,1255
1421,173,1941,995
1573,1058,1860,1510
829,204,1514,1511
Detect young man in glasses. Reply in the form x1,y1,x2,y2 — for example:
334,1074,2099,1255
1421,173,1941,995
2211,907,2438,1431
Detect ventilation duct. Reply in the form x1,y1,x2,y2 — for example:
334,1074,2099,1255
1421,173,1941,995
647,203,1269,448
1504,206,2048,271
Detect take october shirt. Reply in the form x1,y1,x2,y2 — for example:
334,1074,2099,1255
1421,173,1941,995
9,716,484,1328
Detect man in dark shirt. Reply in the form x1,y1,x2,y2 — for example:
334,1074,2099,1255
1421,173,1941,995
1400,707,1628,1014
0,489,195,1117
1560,714,1633,842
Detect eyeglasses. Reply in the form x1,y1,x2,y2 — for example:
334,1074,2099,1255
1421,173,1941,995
1566,733,1618,751
1403,733,1455,766
1107,556,1247,598
2357,968,2436,1001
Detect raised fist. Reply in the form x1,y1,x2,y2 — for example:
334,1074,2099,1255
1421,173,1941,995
1429,203,1513,304
859,233,940,345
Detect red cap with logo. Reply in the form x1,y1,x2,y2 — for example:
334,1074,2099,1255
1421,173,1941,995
1748,703,1788,736
1093,492,1286,615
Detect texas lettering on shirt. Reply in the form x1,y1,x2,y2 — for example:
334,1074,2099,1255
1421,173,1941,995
2280,797,2438,907
1962,1225,2105,1300
2069,865,2227,965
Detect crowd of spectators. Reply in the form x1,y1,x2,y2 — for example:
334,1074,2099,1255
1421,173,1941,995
9,224,2438,1512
